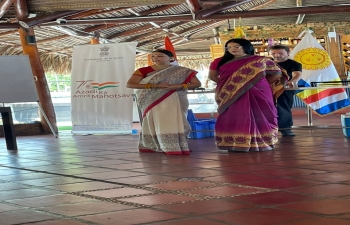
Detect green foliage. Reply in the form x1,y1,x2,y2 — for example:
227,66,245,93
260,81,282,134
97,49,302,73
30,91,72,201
46,73,71,92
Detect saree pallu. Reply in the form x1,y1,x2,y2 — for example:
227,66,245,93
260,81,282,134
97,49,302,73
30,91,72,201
135,66,196,155
215,55,285,152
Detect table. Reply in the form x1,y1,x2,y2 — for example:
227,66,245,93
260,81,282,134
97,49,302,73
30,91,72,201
0,107,18,150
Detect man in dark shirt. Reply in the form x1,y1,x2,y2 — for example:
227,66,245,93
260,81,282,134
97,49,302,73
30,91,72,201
269,45,302,137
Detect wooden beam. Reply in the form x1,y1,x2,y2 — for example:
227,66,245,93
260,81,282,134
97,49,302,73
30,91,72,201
186,0,203,13
26,10,82,27
252,0,276,10
15,0,58,134
65,9,104,19
0,23,20,29
34,5,350,27
0,0,14,18
36,35,70,44
138,4,180,16
131,21,219,46
210,5,350,20
0,30,17,37
65,7,130,19
83,24,126,33
179,21,218,34
196,0,253,18
166,21,188,30
106,24,154,39
14,0,28,19
123,22,188,43
39,14,193,26
18,28,58,133
124,29,165,42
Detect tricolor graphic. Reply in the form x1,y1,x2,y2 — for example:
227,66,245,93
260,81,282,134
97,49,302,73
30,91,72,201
289,31,350,115
89,81,119,90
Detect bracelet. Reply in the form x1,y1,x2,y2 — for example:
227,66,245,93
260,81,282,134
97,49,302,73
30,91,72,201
145,84,157,89
181,84,188,89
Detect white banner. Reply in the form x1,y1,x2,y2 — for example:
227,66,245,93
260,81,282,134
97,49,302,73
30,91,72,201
71,42,137,134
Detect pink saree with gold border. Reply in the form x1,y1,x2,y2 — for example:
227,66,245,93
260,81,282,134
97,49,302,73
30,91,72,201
215,55,286,152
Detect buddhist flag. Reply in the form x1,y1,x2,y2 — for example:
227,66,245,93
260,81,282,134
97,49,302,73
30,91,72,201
289,30,350,115
164,36,178,65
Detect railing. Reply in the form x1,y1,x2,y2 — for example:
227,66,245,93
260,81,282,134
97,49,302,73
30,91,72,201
188,85,350,129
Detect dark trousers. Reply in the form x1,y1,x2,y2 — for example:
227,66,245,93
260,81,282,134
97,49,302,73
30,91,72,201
277,90,295,130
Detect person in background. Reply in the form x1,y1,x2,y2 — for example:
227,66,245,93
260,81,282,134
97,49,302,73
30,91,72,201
126,49,201,155
208,39,288,152
269,45,302,137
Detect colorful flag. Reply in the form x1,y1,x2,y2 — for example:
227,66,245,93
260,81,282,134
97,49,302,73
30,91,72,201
289,30,350,115
164,36,178,65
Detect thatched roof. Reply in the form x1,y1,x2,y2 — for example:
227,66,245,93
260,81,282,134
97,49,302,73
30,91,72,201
0,0,350,74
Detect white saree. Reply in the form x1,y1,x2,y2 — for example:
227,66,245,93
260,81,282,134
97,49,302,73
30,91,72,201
135,65,196,155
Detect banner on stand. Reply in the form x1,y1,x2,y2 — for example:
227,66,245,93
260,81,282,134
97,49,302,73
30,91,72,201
71,42,137,134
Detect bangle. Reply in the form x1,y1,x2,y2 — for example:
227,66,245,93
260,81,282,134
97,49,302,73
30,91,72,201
145,84,152,89
181,84,188,89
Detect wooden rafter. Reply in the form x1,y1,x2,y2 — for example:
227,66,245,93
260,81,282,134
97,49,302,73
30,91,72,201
0,30,17,37
65,9,106,19
138,4,180,16
32,5,181,45
124,29,166,42
166,21,188,30
36,35,70,44
186,0,203,13
106,24,154,39
14,0,28,20
122,22,187,42
65,7,130,19
26,4,350,28
0,0,14,18
26,11,82,27
83,24,126,33
137,20,220,48
179,21,218,35
195,0,253,18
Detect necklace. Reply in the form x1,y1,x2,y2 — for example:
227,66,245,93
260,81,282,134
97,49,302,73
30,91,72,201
153,65,171,69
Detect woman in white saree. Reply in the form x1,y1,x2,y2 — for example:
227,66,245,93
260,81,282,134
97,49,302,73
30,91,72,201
126,50,201,155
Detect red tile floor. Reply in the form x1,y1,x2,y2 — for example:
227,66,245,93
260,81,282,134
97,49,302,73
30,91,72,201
0,111,350,225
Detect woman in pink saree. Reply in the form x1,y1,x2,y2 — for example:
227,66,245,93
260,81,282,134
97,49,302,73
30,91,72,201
209,39,287,152
127,50,201,155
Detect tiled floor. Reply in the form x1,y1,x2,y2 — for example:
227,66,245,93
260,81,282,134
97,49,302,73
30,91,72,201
0,112,350,225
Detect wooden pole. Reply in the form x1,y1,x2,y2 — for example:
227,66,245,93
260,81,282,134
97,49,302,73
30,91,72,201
15,0,57,133
18,28,58,133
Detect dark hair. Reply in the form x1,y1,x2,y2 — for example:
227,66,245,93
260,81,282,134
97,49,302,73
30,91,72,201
152,49,174,57
268,45,290,53
217,39,255,70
